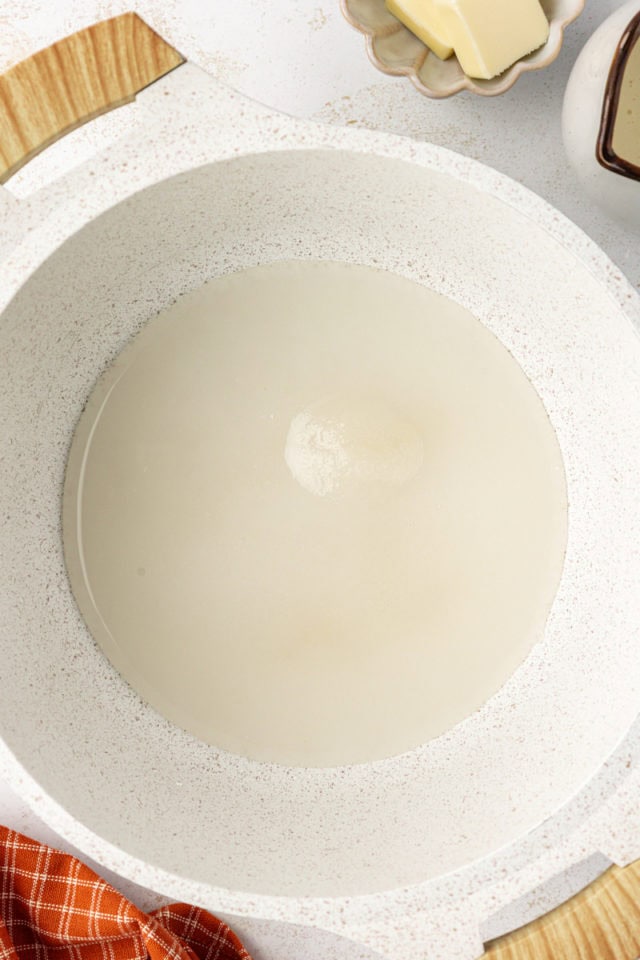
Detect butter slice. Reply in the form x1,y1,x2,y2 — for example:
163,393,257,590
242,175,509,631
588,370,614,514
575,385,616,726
385,0,454,61
434,0,550,79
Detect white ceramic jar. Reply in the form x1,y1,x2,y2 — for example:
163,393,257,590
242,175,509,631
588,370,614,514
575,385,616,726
563,0,640,228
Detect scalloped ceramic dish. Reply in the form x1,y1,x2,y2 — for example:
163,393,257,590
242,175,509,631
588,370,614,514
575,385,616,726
341,0,584,97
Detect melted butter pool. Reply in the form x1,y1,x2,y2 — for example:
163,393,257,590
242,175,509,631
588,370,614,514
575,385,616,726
63,260,567,767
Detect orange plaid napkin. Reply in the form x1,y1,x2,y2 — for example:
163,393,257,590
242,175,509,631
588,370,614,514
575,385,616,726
0,825,252,960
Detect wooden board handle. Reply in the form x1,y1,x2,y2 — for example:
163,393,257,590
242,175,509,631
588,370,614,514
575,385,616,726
0,13,184,183
486,859,640,959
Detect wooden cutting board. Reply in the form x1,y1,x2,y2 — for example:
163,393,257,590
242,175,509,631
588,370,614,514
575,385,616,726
1,13,639,958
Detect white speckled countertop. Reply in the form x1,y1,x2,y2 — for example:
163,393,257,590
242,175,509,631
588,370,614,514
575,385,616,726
0,2,638,958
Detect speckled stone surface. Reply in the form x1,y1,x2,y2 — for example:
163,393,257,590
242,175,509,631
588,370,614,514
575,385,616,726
1,62,640,960
0,3,640,960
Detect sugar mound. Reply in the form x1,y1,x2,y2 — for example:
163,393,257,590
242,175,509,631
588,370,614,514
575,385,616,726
284,393,424,498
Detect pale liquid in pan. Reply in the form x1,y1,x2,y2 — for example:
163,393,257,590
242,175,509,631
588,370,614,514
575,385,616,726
63,260,567,767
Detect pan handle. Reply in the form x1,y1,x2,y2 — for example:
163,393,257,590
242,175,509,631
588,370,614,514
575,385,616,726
484,859,640,960
0,13,184,184
337,856,640,960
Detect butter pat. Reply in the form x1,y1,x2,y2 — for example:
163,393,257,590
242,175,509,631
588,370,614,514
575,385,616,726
434,0,550,79
386,0,453,61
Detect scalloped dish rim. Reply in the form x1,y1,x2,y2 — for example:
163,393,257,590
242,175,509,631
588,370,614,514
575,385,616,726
340,0,586,98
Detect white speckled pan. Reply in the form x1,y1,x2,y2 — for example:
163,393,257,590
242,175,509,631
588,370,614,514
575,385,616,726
3,27,640,960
